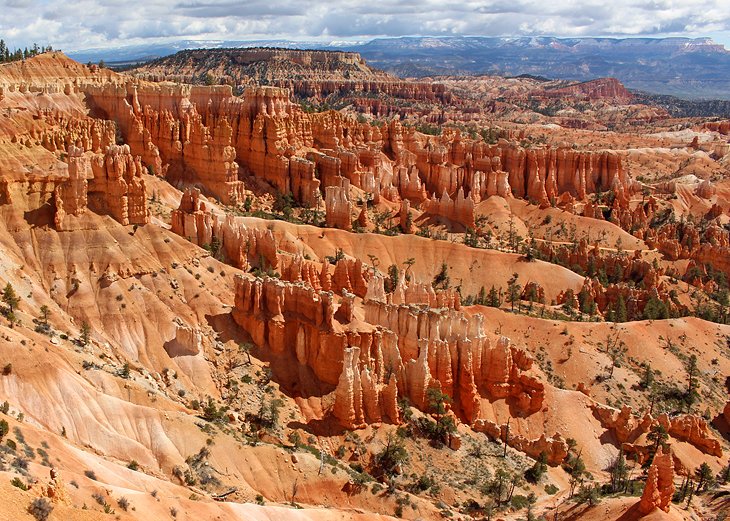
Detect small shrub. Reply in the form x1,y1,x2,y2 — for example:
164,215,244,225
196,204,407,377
11,477,28,490
91,492,106,505
127,460,139,471
2,364,12,375
11,456,28,471
511,494,530,509
28,497,53,521
117,496,130,511
84,469,98,481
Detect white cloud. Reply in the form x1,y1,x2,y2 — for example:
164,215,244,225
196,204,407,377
0,0,727,50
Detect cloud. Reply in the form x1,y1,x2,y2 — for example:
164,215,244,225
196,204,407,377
0,0,727,50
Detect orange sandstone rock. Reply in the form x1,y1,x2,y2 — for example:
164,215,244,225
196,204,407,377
638,446,674,514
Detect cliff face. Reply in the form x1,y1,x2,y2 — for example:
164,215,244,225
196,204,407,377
0,54,151,231
231,274,544,430
702,120,730,135
131,48,452,104
540,78,633,103
86,83,633,234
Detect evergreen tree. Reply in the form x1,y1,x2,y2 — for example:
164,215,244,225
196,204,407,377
386,264,399,293
487,285,501,307
615,295,628,323
525,451,548,484
646,423,669,464
476,286,487,305
2,283,19,313
39,304,50,326
643,296,668,320
685,354,700,412
80,322,91,346
694,462,714,493
432,263,450,290
609,449,629,493
507,273,522,312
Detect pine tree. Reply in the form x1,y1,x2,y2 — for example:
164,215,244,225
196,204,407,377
609,449,628,493
615,295,628,323
646,423,669,464
487,285,501,307
39,304,50,326
80,322,91,346
685,354,700,412
476,286,487,305
2,283,19,313
507,273,521,312
694,462,714,493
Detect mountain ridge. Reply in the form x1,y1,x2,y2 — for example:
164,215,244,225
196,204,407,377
69,36,730,100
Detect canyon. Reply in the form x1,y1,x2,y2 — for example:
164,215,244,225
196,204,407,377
0,49,728,521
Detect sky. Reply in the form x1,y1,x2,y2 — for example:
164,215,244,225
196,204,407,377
0,0,729,51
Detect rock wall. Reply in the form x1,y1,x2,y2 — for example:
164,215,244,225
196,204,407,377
53,144,149,230
540,78,633,103
472,419,568,465
422,187,475,228
231,274,544,430
86,83,633,225
231,275,544,429
325,183,353,231
54,146,90,230
171,188,277,271
88,145,149,226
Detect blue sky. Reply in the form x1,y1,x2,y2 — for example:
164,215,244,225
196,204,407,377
0,0,728,51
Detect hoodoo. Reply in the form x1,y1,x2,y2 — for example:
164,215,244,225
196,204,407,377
0,40,728,521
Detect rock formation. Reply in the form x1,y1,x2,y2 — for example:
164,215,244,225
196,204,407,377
54,146,91,230
592,404,723,457
638,446,674,514
472,419,568,465
423,187,475,228
53,144,149,230
540,78,633,103
232,275,543,429
171,188,277,271
88,145,149,226
325,184,353,231
84,81,633,228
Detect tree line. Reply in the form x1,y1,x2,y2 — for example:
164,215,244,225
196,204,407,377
0,40,54,64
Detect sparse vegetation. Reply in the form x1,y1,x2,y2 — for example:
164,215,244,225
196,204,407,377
28,497,53,521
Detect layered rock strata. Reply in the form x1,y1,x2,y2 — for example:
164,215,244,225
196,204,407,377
232,274,544,430
85,83,633,228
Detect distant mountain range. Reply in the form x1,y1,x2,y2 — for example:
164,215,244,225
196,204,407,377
68,36,730,100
